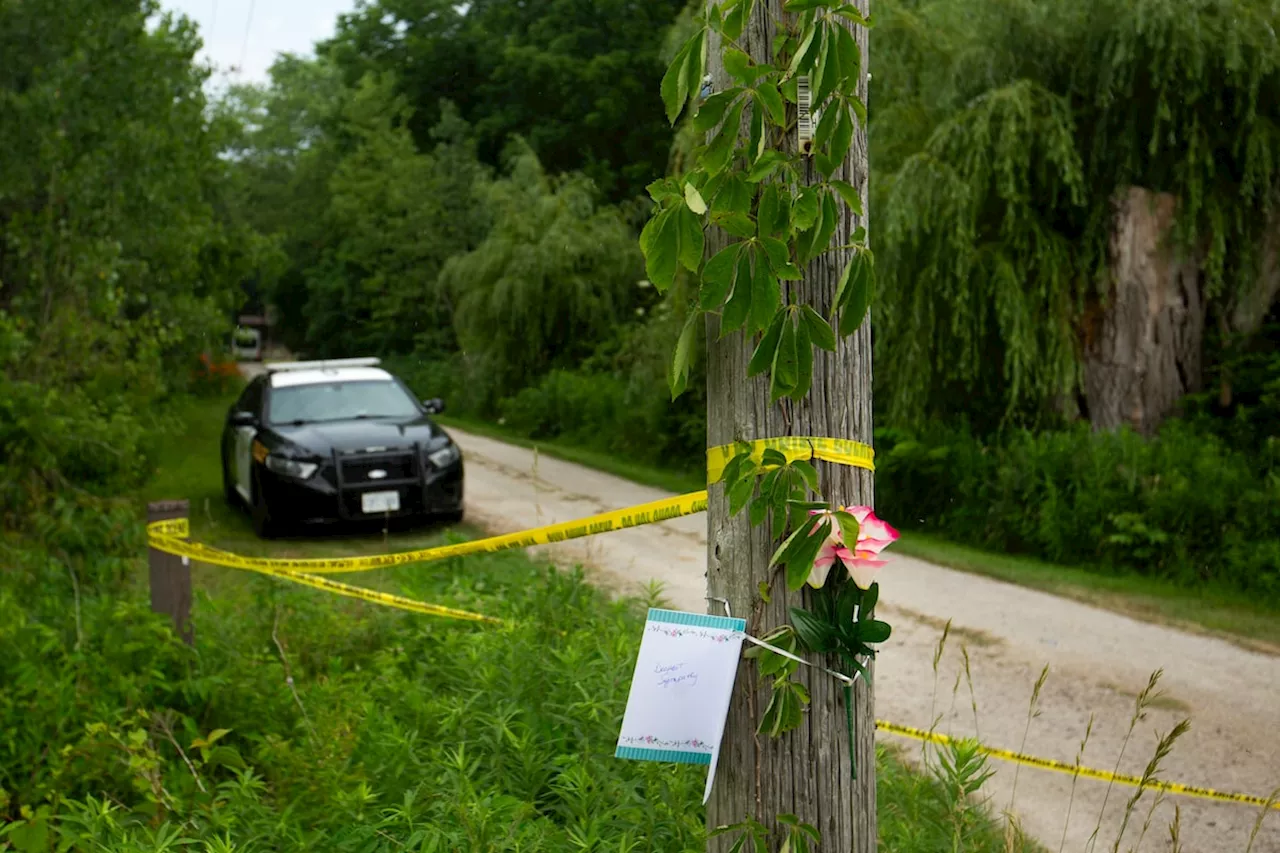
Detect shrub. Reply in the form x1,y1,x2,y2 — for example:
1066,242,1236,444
875,421,1280,599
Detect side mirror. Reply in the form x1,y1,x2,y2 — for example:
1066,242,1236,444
229,410,257,427
423,398,446,415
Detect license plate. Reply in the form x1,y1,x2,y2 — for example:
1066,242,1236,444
361,490,401,514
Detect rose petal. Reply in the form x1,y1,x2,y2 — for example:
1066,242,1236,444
847,557,887,589
855,536,895,556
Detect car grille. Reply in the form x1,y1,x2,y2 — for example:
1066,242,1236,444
340,451,417,485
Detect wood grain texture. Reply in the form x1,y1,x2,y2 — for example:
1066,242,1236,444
148,499,193,644
703,1,874,849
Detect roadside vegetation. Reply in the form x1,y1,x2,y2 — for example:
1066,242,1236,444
2,388,1025,851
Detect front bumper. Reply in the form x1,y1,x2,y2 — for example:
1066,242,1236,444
258,445,463,526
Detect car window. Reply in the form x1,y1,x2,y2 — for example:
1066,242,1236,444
266,380,420,425
236,377,264,416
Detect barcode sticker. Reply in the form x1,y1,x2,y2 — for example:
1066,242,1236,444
797,75,813,154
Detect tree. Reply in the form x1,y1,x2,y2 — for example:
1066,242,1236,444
872,0,1280,434
641,0,880,848
322,0,689,200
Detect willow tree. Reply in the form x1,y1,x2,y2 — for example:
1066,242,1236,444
872,0,1280,433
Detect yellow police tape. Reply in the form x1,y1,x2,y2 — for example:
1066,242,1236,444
144,436,871,623
145,437,873,577
876,720,1280,811
146,518,502,624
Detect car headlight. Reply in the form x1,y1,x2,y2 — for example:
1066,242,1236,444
427,444,460,468
265,454,319,480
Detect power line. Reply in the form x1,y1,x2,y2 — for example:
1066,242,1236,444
238,0,256,76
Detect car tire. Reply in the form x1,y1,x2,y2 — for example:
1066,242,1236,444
438,507,464,525
251,474,280,539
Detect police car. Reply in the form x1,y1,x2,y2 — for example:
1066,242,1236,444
220,358,464,538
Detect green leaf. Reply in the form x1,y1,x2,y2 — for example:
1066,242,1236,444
769,513,817,569
813,191,838,258
761,236,801,280
834,5,870,25
862,581,880,617
790,606,836,652
701,243,742,310
758,184,780,237
724,48,755,84
715,210,757,239
828,179,863,216
771,310,798,401
792,458,820,492
835,23,861,85
695,89,742,134
684,182,707,215
750,256,780,334
721,250,755,333
683,30,707,118
785,21,817,79
746,150,786,183
785,0,833,10
792,313,814,399
792,187,820,231
758,580,772,604
646,177,681,203
661,38,694,124
729,475,755,516
669,309,700,398
748,99,765,161
761,448,789,468
713,173,751,217
750,496,770,527
861,619,892,644
748,310,786,377
813,27,838,108
723,0,747,41
833,510,861,553
800,304,836,351
677,206,704,271
206,745,247,770
813,97,840,149
836,249,873,336
703,100,744,176
640,209,678,291
818,106,854,177
753,83,786,126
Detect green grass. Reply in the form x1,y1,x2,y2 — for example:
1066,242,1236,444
0,390,1018,851
895,532,1280,653
440,414,1279,654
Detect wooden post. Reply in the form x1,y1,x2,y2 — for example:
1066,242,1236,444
148,499,193,644
704,0,875,849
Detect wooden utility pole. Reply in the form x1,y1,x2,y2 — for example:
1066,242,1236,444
148,499,193,644
704,1,874,849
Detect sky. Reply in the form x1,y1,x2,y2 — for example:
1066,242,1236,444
163,0,358,84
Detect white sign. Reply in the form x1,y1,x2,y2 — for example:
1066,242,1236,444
614,608,746,803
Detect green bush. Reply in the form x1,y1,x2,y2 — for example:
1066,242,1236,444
875,421,1280,599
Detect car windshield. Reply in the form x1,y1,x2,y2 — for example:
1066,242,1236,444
268,380,420,425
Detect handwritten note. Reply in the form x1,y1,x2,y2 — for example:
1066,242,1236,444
614,608,746,803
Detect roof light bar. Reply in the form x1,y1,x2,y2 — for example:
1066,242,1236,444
264,357,382,373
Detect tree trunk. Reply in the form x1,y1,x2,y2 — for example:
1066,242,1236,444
1083,186,1204,435
704,2,875,850
1218,203,1280,406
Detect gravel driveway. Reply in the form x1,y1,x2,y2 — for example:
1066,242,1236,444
451,428,1280,853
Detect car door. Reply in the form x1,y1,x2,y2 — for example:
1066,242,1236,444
233,378,265,502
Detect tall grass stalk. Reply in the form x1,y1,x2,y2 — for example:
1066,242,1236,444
1086,670,1165,853
1108,717,1191,853
1245,786,1280,853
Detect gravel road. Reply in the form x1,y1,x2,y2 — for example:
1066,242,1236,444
451,428,1280,853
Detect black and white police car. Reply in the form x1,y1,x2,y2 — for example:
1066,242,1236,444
220,358,463,538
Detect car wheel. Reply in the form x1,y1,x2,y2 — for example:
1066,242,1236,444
438,507,464,525
251,474,280,539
